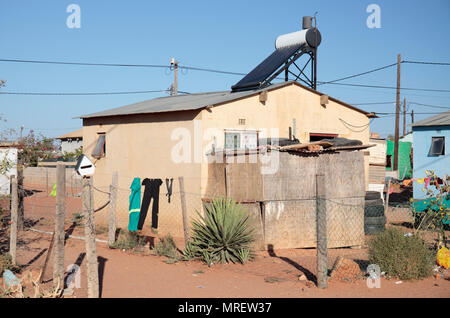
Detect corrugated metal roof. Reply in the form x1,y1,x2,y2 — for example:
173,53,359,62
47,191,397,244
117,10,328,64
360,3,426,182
78,81,375,119
57,128,83,139
412,110,450,127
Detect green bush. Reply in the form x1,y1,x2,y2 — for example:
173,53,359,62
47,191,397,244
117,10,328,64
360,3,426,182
183,198,256,264
110,230,145,250
152,234,180,260
368,227,434,280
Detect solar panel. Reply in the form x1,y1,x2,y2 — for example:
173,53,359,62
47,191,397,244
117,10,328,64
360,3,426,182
231,27,322,92
231,44,302,92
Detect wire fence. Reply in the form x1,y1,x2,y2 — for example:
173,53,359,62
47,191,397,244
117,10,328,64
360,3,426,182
2,166,444,290
1,167,425,247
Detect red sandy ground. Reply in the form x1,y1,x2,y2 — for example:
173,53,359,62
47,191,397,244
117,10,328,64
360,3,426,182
2,229,448,298
1,184,449,298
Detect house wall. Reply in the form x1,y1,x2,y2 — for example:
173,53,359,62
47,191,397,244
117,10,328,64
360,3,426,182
82,83,371,237
199,83,371,194
60,139,82,154
412,125,450,199
83,110,203,237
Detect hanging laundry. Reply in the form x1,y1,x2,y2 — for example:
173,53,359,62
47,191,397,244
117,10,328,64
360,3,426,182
138,178,163,230
165,178,173,203
416,178,425,184
128,178,141,232
50,182,57,197
424,178,431,189
402,179,412,187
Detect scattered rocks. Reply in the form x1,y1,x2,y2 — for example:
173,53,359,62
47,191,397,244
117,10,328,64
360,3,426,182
329,256,362,283
297,274,314,287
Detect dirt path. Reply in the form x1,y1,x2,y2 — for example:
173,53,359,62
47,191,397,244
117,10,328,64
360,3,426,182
6,230,450,298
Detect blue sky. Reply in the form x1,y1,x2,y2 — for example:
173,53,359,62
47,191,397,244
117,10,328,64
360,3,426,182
0,0,449,139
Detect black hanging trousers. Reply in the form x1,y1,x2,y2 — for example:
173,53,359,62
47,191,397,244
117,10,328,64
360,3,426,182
137,178,163,230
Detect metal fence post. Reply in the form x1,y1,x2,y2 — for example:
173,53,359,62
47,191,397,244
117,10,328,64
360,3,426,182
9,175,18,265
316,173,328,289
178,177,190,246
53,162,66,287
82,176,99,298
108,172,118,247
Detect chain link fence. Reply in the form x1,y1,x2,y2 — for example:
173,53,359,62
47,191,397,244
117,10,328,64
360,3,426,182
2,165,444,290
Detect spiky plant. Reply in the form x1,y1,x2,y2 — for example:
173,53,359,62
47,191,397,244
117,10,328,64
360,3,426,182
185,198,256,264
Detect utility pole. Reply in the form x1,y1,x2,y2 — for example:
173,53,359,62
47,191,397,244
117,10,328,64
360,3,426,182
394,54,401,172
403,98,406,136
170,58,178,96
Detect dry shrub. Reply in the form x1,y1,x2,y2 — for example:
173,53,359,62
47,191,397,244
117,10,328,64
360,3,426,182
152,234,180,261
368,227,434,280
110,230,146,250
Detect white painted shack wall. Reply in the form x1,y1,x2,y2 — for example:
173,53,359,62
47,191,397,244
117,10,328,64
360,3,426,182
368,138,387,165
0,148,18,195
61,139,82,154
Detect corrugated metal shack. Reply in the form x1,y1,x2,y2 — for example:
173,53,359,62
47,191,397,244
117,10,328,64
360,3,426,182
204,141,373,250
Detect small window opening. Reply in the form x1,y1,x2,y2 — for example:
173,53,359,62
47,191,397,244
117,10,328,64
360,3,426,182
429,137,445,156
92,133,106,158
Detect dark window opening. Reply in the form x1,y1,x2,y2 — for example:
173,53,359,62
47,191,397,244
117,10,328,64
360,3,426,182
386,155,392,168
309,133,338,142
429,137,445,156
92,133,106,158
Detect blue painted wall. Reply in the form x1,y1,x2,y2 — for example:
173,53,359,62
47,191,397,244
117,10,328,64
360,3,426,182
412,125,450,199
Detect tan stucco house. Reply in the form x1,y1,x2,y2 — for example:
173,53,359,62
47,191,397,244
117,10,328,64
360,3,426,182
79,81,375,236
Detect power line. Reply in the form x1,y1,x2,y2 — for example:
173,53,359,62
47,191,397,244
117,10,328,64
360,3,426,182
351,101,395,105
409,102,450,110
180,65,246,76
0,58,247,76
403,60,450,66
25,127,81,131
320,82,450,93
374,112,445,115
0,89,182,96
0,58,169,69
319,63,397,85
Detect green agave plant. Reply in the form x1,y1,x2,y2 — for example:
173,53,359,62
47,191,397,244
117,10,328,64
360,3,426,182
184,198,256,264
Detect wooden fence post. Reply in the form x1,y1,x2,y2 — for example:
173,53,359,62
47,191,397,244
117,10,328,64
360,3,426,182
178,177,190,246
108,172,118,247
53,162,66,287
316,174,328,289
82,176,99,298
9,175,18,265
46,167,49,196
17,167,24,231
385,178,391,214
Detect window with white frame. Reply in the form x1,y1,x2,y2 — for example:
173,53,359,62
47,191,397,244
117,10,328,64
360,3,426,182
224,130,258,150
